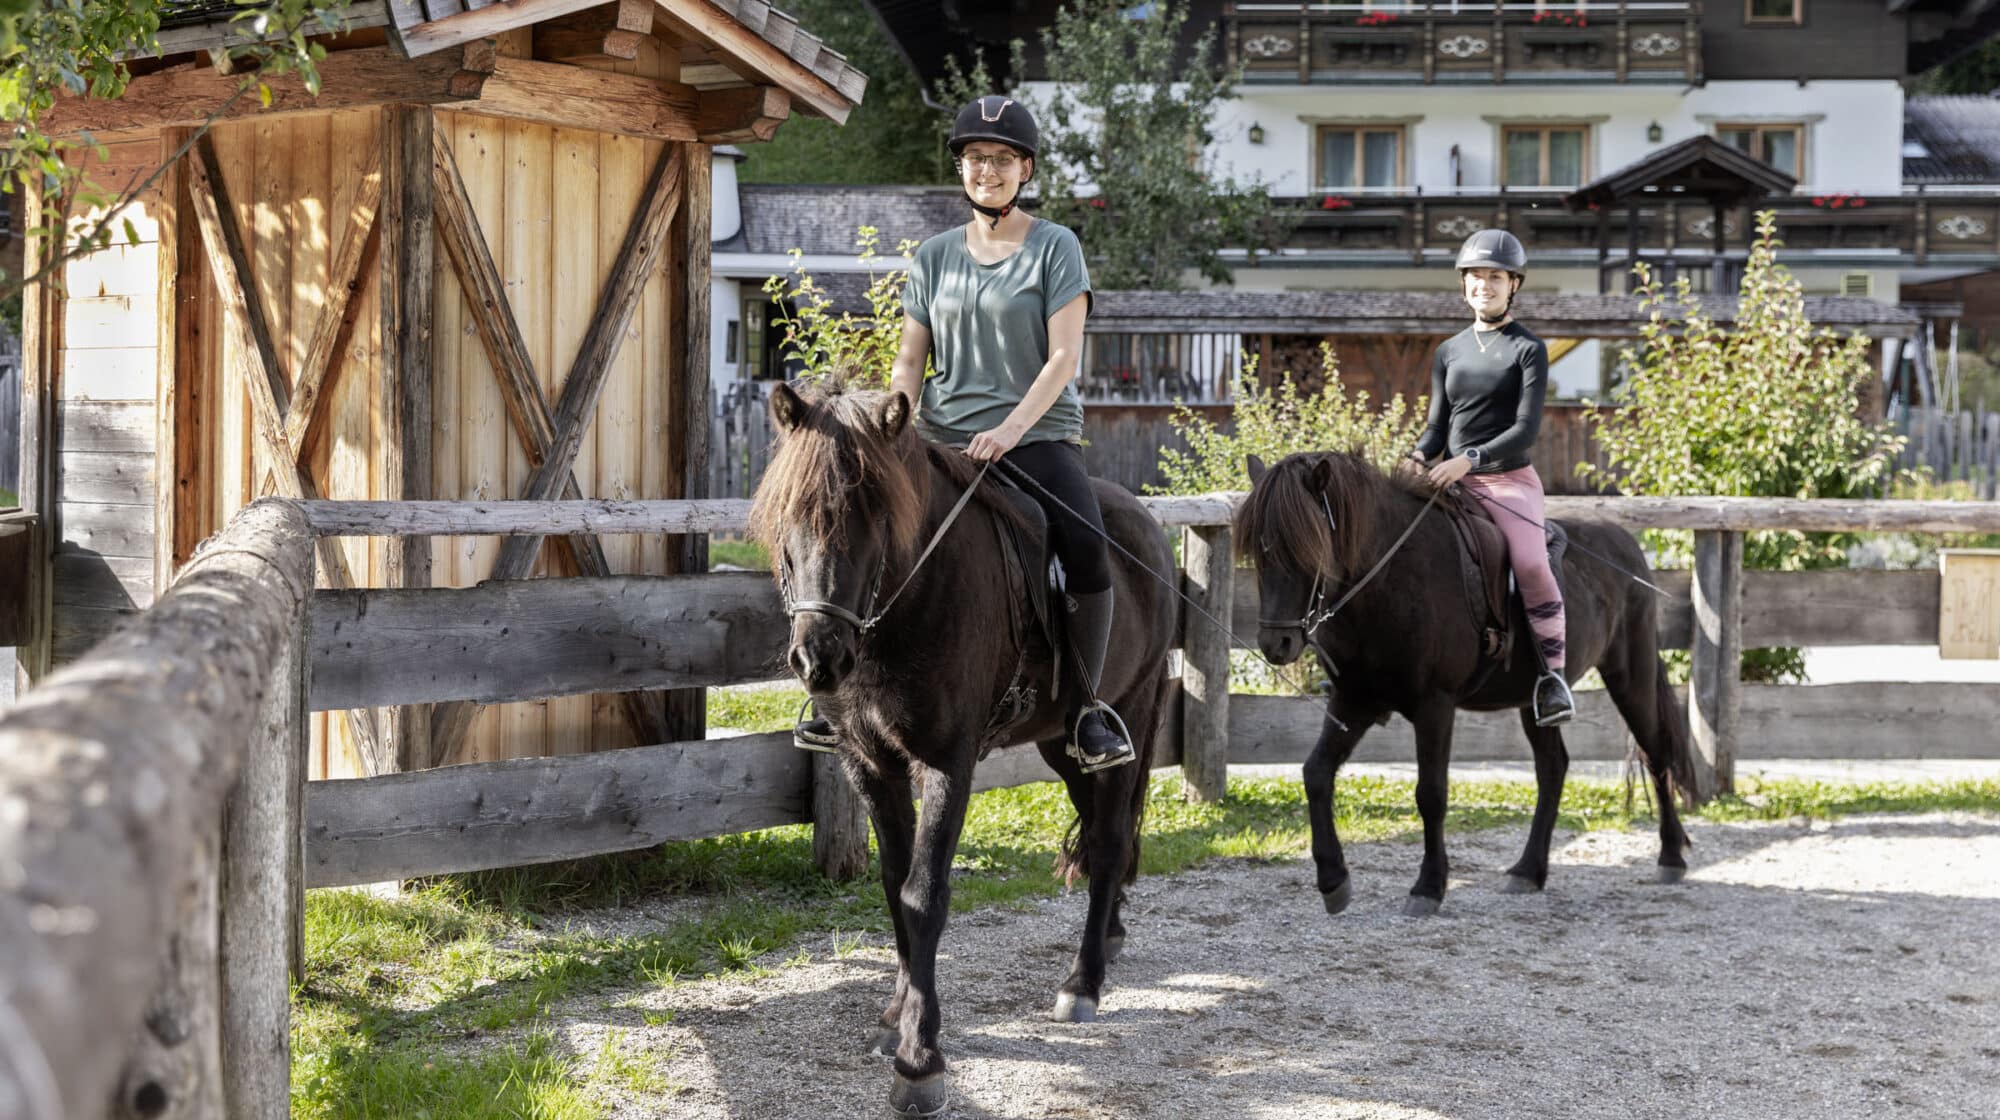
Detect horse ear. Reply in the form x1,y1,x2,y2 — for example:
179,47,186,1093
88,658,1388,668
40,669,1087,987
770,382,806,432
1246,454,1268,486
878,391,911,437
1309,455,1337,495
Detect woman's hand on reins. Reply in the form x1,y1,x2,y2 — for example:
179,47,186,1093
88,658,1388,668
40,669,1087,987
966,421,1027,462
1426,455,1473,488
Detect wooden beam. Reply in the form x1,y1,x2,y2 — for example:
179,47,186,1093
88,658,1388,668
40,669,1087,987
1180,524,1232,802
467,55,704,141
665,139,712,744
380,103,436,774
16,186,58,684
429,126,669,750
693,83,790,143
393,0,609,58
284,145,384,461
532,0,654,61
156,129,189,599
308,573,786,709
185,133,392,776
1688,529,1744,803
649,0,851,122
41,45,492,136
426,144,685,765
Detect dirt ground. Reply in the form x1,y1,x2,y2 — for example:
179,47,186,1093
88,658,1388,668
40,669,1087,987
557,812,2000,1119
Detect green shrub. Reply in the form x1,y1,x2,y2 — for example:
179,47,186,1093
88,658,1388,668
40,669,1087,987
760,226,924,388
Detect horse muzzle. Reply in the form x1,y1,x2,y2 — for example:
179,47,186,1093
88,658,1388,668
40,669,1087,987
788,620,856,695
1257,627,1306,666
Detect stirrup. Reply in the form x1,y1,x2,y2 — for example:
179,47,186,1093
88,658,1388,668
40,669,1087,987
793,698,842,753
1533,671,1575,728
1068,700,1135,774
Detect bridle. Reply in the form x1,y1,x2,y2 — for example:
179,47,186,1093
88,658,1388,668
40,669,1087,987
779,461,993,636
1257,479,1445,638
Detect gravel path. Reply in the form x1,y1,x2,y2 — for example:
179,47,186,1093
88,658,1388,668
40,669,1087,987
567,813,2000,1119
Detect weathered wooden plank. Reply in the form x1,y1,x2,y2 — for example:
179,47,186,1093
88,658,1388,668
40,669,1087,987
393,0,606,58
58,501,155,558
1180,524,1232,802
59,347,156,401
304,729,812,887
666,138,713,746
811,751,868,881
283,141,382,461
466,56,704,141
52,604,141,663
1689,529,1743,801
648,0,852,122
55,400,157,453
52,552,154,611
62,296,160,351
1541,495,2000,534
56,450,154,506
308,571,786,709
0,500,311,1120
381,104,436,774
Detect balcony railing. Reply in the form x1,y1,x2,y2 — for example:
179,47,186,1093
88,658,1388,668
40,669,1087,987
1260,189,2000,269
1225,2,1701,84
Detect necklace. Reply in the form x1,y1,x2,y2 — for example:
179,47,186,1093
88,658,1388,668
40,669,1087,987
1474,325,1502,354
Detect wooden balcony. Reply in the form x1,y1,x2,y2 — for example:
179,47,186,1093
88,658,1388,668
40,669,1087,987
1225,2,1701,84
1265,190,2000,270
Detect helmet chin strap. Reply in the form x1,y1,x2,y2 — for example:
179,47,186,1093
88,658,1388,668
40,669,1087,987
966,190,1017,231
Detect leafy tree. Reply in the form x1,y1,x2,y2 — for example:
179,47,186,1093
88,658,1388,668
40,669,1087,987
1583,211,1908,680
760,225,926,387
1152,345,1428,495
941,0,1288,289
733,0,945,185
1,0,353,297
1914,39,2000,95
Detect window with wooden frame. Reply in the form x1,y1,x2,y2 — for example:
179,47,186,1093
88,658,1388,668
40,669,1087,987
1745,0,1803,24
1716,123,1803,178
1315,125,1404,191
741,298,768,380
1500,124,1589,188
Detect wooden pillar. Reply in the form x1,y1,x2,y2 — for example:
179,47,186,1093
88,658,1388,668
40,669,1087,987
14,182,58,689
219,581,308,1118
1595,206,1611,294
1624,201,1642,294
115,826,222,1120
1181,523,1233,802
1688,528,1742,803
665,140,713,744
381,104,435,772
1711,199,1729,294
811,752,870,881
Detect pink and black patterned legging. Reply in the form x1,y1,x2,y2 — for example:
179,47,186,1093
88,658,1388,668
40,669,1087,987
1460,465,1566,672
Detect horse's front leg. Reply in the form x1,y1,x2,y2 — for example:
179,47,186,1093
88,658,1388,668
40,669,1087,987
1503,708,1569,892
887,760,975,1118
1405,699,1457,917
1305,691,1381,915
852,756,916,1057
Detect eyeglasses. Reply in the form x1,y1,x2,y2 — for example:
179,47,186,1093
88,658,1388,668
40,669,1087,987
961,153,1021,173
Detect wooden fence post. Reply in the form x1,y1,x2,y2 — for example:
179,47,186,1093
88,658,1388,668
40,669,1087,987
811,752,870,881
219,583,309,1118
1181,523,1234,802
1689,529,1744,803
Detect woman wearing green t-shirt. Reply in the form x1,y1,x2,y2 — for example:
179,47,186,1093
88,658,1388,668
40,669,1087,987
888,96,1131,772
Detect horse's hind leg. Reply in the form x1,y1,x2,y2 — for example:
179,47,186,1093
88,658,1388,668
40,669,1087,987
1037,735,1133,1022
1305,692,1380,916
1604,656,1693,882
1503,708,1570,892
853,759,916,1057
1405,699,1457,917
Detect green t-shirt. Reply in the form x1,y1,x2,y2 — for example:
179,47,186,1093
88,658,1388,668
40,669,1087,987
902,219,1094,446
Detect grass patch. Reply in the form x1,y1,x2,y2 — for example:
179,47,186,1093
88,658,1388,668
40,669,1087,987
706,684,805,733
708,535,769,570
0,488,16,509
295,773,1999,1113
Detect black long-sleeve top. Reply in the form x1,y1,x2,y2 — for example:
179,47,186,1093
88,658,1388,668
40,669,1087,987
1413,322,1550,473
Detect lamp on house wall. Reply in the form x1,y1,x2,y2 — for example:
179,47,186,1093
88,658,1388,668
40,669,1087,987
1647,121,1664,144
1248,122,1265,145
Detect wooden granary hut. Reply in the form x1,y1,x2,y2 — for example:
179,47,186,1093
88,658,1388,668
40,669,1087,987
9,0,864,778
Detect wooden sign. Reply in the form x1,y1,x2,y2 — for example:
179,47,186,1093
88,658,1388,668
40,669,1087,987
1939,549,2000,659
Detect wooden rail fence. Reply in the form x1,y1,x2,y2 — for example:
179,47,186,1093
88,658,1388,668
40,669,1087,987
8,492,2000,1115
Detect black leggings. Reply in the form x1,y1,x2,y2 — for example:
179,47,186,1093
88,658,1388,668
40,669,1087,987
1002,440,1112,595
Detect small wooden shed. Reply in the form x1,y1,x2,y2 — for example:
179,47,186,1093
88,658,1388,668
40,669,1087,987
10,0,864,779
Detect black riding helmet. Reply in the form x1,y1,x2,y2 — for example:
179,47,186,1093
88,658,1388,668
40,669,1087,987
950,96,1038,228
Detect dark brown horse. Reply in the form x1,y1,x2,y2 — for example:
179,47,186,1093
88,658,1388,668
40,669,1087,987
1236,451,1694,917
750,381,1176,1117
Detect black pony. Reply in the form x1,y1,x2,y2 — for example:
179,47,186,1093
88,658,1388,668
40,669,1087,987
1236,451,1694,917
750,382,1176,1117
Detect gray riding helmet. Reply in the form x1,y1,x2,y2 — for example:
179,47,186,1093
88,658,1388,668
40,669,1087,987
1454,229,1528,275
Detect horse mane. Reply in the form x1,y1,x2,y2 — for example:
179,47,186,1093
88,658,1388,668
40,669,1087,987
1233,451,1427,582
748,382,929,566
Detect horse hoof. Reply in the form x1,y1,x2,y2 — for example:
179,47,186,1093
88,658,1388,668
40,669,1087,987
1402,895,1441,918
866,1028,899,1057
1052,991,1099,1023
1499,874,1542,895
888,1073,951,1118
1322,880,1353,915
1655,864,1688,885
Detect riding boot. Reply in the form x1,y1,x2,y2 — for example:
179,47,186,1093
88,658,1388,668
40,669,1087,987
1533,671,1576,727
1067,589,1135,772
793,699,842,753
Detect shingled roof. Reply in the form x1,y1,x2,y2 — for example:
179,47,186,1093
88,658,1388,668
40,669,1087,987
1904,95,2000,185
722,184,968,255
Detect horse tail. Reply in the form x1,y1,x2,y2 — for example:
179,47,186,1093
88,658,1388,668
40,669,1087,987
1655,655,1698,808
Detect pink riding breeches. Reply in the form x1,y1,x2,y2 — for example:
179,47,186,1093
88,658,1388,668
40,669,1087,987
1459,465,1566,671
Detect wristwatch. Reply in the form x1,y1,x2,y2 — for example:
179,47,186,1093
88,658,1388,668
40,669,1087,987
1406,450,1427,464
1463,447,1484,469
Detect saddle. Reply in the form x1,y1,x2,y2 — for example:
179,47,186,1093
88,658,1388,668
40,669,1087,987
982,475,1071,741
1437,487,1569,674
